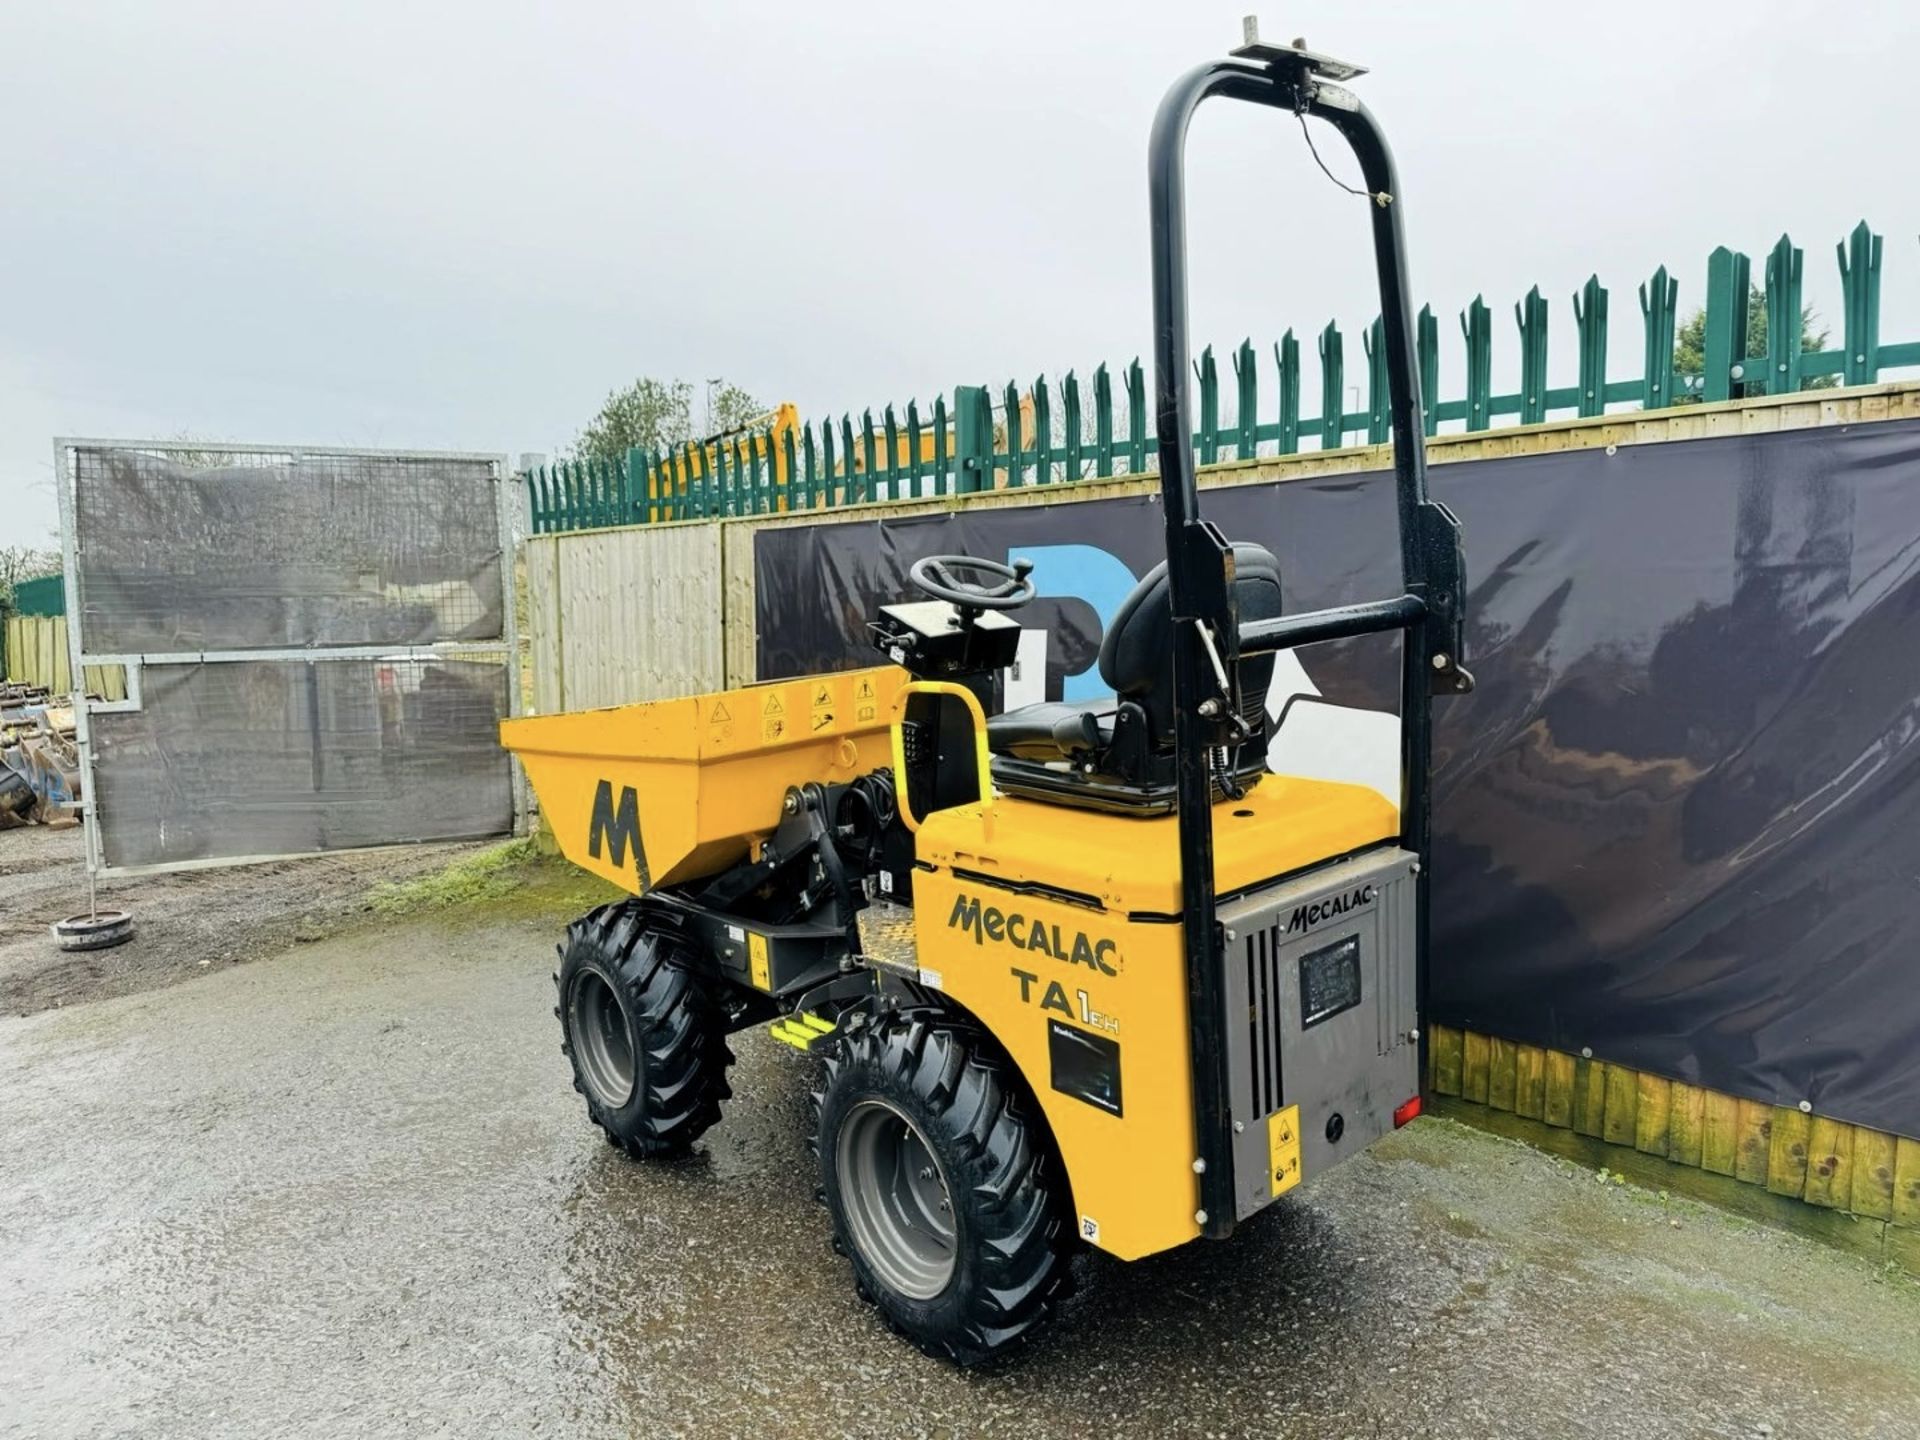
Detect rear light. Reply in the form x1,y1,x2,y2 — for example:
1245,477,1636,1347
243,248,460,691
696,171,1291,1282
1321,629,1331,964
1392,1095,1423,1128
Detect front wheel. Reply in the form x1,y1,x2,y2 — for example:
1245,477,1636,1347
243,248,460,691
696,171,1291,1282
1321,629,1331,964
814,1010,1073,1365
556,901,731,1157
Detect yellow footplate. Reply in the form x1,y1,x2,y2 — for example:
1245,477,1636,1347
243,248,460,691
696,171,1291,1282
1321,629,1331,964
769,1012,837,1052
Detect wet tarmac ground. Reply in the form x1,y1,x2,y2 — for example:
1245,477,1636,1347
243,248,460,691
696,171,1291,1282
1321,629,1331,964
3,907,1918,1439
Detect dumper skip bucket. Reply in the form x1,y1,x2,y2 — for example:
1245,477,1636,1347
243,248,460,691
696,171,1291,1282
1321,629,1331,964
501,665,910,895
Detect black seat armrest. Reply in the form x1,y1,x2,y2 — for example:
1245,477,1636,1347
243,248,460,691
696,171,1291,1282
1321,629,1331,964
985,699,1117,761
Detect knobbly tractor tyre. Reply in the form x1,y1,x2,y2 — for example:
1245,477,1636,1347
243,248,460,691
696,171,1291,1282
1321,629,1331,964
555,902,731,1158
814,1010,1074,1365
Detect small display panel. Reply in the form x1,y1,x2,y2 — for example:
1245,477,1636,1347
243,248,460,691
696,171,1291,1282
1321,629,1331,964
1049,1020,1123,1116
1299,934,1363,1029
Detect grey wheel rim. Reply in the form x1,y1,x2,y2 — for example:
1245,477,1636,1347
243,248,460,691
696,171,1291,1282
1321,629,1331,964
836,1099,956,1300
572,971,636,1109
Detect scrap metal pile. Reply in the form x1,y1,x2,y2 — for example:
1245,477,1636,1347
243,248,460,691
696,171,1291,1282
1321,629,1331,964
1,683,81,827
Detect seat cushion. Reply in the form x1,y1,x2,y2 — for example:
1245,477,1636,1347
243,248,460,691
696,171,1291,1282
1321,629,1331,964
985,698,1116,761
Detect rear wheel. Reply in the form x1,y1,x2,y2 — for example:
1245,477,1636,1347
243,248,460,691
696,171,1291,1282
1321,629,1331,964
556,902,731,1157
814,1009,1073,1365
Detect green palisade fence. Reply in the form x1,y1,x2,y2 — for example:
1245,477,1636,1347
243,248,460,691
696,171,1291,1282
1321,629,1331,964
528,220,1920,534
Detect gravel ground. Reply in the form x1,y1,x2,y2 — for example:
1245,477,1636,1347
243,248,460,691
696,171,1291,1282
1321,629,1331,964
0,825,485,1016
2,850,1917,1439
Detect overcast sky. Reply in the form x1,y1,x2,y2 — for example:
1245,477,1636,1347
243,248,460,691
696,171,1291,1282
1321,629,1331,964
5,0,1920,541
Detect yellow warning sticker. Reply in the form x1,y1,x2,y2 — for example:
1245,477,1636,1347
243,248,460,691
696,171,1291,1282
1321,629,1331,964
855,705,877,722
809,679,837,732
709,699,732,723
1268,1103,1303,1198
855,675,876,703
763,692,785,717
748,932,770,990
762,716,786,742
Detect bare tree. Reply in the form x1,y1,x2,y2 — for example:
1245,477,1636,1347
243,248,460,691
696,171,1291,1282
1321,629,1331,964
153,431,241,468
0,544,62,608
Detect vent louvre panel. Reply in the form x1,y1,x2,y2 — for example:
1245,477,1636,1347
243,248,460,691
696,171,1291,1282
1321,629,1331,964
1240,925,1286,1118
1245,933,1261,1116
1260,928,1274,1114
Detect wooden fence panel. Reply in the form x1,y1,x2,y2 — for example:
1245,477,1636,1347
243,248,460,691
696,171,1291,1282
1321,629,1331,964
3,615,125,701
522,522,724,714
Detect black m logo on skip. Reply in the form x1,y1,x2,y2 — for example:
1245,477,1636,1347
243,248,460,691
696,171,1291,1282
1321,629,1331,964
588,780,651,889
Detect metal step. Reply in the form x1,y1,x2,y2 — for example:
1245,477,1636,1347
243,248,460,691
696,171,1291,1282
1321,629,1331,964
768,1010,837,1052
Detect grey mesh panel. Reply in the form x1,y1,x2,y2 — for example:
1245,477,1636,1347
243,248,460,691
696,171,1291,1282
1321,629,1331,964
90,659,511,869
73,450,503,651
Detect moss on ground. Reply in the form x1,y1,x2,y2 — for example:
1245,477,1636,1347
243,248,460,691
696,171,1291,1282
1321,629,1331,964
369,838,621,919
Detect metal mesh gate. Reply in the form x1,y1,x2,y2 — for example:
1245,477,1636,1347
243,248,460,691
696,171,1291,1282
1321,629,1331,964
55,440,522,875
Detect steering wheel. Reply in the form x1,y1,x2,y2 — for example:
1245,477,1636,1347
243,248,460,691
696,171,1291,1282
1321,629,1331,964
908,554,1036,611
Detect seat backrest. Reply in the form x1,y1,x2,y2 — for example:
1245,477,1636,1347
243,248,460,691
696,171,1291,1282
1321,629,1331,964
1096,542,1284,742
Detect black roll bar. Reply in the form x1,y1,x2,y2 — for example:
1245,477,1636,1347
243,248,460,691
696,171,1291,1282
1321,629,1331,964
1238,593,1426,655
1148,45,1471,1239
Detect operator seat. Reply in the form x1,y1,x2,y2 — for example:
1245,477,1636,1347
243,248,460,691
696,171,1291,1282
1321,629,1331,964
985,542,1284,810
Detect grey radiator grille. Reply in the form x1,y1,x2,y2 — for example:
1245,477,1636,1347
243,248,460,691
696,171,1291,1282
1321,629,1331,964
1244,925,1284,1117
1218,846,1419,1223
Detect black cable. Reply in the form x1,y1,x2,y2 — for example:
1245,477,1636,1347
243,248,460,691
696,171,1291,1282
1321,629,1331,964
832,770,899,870
1297,112,1383,205
1212,745,1246,802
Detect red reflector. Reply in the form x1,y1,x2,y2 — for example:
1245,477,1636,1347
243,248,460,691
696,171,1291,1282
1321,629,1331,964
1393,1095,1423,1128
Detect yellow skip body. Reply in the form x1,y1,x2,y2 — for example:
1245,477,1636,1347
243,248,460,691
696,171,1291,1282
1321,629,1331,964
502,665,910,892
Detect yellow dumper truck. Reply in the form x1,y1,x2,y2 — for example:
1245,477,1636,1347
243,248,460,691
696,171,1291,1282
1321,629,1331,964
503,32,1471,1363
